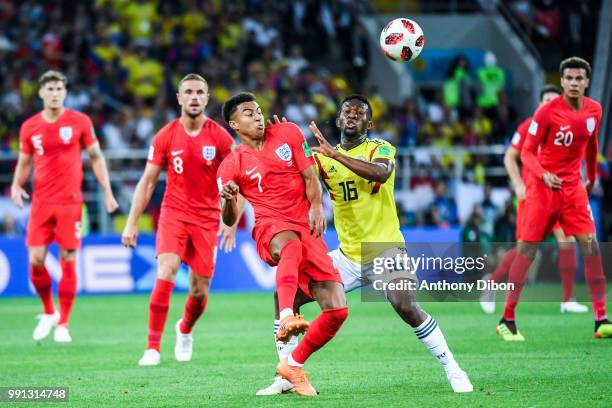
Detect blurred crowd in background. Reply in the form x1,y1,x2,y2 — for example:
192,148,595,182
0,0,609,241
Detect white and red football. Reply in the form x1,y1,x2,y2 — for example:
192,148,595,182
379,18,425,62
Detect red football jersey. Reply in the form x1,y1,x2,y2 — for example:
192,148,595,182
509,116,532,183
19,109,98,203
523,95,601,186
148,118,235,228
216,122,314,229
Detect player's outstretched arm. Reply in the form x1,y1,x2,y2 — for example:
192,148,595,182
122,163,162,248
10,153,33,208
504,147,525,201
301,166,326,237
86,142,119,213
309,121,393,183
220,182,240,227
219,194,246,253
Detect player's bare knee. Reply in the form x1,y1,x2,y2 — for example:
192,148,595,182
577,234,599,256
189,276,210,298
398,304,425,326
29,249,46,267
29,255,45,268
517,242,537,259
190,286,208,299
157,254,180,280
59,249,76,261
313,282,346,309
269,232,300,262
157,262,178,281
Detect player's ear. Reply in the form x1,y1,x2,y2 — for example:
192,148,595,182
176,92,182,106
229,120,239,131
367,120,373,130
335,117,341,128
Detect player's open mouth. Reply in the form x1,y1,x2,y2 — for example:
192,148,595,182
346,122,356,129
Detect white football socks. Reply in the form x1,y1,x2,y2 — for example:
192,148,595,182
279,308,294,320
273,319,298,360
413,315,459,371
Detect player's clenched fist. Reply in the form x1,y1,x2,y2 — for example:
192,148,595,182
220,182,239,200
542,172,563,190
105,191,119,213
121,223,139,248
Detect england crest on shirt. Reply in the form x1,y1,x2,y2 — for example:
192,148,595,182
59,126,73,144
275,143,292,161
586,117,596,135
202,146,216,161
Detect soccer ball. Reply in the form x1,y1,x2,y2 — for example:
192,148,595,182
379,18,425,62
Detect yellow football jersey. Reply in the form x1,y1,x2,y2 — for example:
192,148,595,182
314,139,405,264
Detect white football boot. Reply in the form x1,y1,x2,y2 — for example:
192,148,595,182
445,368,474,393
174,319,193,362
138,349,161,366
256,376,295,395
560,300,588,313
53,325,72,343
33,311,59,341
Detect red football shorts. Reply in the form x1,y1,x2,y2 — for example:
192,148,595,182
521,180,595,242
254,221,342,299
516,199,562,241
26,201,82,249
156,216,218,278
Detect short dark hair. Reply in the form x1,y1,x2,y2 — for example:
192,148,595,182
539,84,562,101
222,92,256,123
39,70,67,88
178,73,208,90
559,57,591,78
340,94,373,120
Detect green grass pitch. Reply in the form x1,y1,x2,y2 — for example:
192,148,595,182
0,291,610,407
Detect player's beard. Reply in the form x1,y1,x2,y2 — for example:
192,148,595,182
184,106,204,119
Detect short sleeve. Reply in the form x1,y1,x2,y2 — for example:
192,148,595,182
80,115,98,148
527,103,550,143
147,130,167,166
216,125,237,160
511,119,530,150
285,123,314,172
217,153,239,192
19,122,33,155
369,141,396,163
